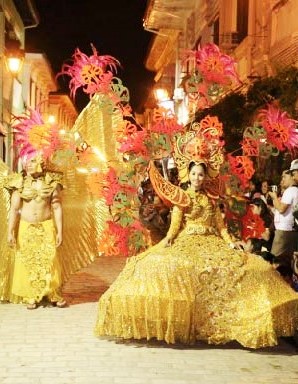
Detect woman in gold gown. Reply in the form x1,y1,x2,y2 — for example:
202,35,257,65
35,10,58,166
5,156,67,309
95,162,298,348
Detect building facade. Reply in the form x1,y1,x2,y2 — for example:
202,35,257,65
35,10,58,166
143,0,298,125
0,0,77,169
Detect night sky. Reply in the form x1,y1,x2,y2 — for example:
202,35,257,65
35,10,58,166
25,0,155,113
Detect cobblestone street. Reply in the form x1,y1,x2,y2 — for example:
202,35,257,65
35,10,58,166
0,256,297,384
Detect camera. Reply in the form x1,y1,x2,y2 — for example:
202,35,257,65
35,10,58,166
271,185,278,193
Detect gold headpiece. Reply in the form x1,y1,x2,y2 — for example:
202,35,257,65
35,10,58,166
173,115,225,183
20,152,45,171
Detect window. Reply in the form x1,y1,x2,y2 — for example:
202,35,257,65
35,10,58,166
237,0,249,43
0,134,5,161
213,18,219,45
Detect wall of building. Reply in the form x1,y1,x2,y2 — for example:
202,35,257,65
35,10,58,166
0,2,77,169
144,0,298,125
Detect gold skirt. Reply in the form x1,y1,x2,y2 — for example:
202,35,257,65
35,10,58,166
94,231,298,348
12,219,62,304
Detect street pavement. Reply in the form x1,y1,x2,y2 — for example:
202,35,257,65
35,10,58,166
0,257,297,384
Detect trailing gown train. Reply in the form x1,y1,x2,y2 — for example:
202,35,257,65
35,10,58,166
94,188,298,348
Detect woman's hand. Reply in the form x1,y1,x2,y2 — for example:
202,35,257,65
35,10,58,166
261,228,270,241
56,233,63,247
7,232,16,247
268,191,278,200
162,237,172,248
230,241,244,251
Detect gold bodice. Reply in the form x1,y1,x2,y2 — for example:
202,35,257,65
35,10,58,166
4,172,63,202
166,188,227,241
183,189,215,234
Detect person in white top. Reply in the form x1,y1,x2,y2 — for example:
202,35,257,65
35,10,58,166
290,159,298,186
268,168,298,276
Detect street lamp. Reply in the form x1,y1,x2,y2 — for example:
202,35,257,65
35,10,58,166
5,39,25,76
153,87,174,111
154,88,169,103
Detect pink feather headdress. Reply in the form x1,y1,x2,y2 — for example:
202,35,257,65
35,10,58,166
13,108,60,162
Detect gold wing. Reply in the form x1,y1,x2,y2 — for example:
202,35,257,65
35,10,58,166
57,169,105,283
57,94,125,282
148,160,190,208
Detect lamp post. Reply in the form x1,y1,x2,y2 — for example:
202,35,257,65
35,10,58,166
2,38,25,168
5,38,25,74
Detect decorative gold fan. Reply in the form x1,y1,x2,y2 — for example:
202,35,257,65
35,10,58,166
148,160,190,208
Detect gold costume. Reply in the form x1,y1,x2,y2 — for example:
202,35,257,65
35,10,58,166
13,219,62,304
95,189,298,348
2,172,64,304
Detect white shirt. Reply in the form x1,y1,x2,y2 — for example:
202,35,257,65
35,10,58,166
274,186,298,231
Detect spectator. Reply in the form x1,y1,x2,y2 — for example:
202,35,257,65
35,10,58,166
289,159,298,186
260,179,273,207
268,169,298,276
244,178,261,201
241,198,274,261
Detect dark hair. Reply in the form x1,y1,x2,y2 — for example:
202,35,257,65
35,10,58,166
251,198,270,218
188,161,207,173
180,162,207,190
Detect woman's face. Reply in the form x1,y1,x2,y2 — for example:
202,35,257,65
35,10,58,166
249,180,256,191
261,181,268,194
189,164,205,191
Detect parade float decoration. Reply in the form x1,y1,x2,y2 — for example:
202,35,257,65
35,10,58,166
241,205,266,242
183,43,240,112
220,102,298,240
57,44,154,257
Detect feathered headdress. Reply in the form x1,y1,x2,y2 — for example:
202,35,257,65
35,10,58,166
13,107,76,170
13,108,59,169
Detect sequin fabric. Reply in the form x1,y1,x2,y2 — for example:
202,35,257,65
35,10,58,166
4,172,63,202
95,190,298,348
12,220,63,304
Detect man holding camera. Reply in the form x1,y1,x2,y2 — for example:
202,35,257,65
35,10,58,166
268,162,298,276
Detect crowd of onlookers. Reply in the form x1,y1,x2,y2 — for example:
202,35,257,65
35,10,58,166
240,159,298,290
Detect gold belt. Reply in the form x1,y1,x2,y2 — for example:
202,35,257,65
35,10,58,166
185,224,215,235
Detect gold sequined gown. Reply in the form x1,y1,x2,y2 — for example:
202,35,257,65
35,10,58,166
95,189,298,348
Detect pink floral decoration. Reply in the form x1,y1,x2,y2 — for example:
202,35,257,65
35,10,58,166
258,104,298,151
227,154,255,189
118,130,148,157
102,167,121,205
196,43,240,85
106,221,130,257
151,107,184,136
185,43,240,85
58,44,120,98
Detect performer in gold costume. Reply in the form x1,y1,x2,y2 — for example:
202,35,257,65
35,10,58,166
4,156,66,309
0,105,98,308
95,123,298,349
